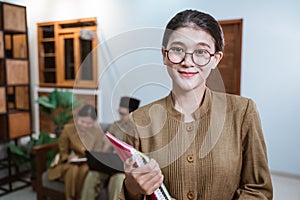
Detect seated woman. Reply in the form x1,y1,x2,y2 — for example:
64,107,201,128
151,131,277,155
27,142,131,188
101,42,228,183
81,97,140,200
47,104,109,200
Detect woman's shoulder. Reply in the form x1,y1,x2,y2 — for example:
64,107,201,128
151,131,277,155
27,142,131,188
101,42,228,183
60,123,77,137
211,90,256,113
63,123,76,132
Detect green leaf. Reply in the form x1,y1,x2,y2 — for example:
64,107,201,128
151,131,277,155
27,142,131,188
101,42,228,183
35,89,83,131
11,154,30,166
5,131,59,179
5,143,28,156
5,143,30,166
49,89,59,107
27,132,58,155
35,96,55,108
27,138,38,148
73,98,83,109
59,90,73,107
52,109,73,129
37,132,53,145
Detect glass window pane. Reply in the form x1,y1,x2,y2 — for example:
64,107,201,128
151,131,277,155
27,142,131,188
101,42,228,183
80,39,93,80
64,38,74,80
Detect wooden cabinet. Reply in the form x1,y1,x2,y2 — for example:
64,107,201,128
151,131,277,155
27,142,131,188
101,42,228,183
0,2,32,141
207,19,243,95
1,3,26,32
37,18,98,88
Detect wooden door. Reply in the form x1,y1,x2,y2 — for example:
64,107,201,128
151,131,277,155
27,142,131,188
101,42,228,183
207,19,243,95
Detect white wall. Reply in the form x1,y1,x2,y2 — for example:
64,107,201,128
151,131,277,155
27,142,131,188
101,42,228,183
5,0,300,175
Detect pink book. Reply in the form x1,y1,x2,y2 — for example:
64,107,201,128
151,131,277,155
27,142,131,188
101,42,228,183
105,132,172,200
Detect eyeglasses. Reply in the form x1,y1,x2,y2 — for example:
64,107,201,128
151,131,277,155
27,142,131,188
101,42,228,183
164,47,215,67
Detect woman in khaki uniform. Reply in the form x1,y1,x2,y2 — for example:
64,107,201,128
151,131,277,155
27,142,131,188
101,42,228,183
81,97,140,200
121,10,273,200
48,104,109,200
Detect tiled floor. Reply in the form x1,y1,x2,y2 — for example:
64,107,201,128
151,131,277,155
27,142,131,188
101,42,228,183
1,186,35,200
1,173,300,200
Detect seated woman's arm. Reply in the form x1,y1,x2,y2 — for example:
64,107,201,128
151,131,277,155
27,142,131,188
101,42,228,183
58,128,71,162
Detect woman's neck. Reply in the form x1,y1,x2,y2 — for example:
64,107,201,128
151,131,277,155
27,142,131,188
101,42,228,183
172,84,206,122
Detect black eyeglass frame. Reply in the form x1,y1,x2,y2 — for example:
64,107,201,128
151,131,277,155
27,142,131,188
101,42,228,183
164,48,216,67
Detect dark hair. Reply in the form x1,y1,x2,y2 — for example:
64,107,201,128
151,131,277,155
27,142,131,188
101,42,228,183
162,9,224,52
78,104,97,120
120,96,140,113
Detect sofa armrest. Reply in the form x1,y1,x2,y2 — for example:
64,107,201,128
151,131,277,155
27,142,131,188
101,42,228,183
31,142,59,186
32,142,59,153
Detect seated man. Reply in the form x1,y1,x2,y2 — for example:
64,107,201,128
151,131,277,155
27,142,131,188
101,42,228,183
108,96,141,141
81,96,140,200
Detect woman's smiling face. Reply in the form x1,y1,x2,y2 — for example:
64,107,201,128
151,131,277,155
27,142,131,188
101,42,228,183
163,26,222,92
77,116,95,133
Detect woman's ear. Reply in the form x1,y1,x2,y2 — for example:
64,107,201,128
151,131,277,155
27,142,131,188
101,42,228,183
211,51,223,69
161,47,167,65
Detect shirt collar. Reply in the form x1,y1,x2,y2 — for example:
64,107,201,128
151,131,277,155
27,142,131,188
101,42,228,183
165,87,212,121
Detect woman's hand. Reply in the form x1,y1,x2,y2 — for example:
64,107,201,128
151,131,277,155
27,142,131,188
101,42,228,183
124,157,164,199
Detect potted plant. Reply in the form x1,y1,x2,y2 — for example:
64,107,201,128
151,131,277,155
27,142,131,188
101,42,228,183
5,89,83,190
36,89,83,137
5,131,58,190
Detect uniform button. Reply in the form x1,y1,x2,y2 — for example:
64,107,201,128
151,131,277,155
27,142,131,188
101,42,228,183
186,125,193,132
187,191,195,199
187,154,194,163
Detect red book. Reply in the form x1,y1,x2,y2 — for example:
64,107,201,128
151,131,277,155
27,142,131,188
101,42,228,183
105,132,172,200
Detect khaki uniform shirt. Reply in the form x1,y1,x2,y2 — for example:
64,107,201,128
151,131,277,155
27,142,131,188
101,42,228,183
108,121,132,142
120,88,273,200
48,123,106,180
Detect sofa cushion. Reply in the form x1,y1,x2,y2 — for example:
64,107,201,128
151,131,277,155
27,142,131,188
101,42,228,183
42,171,65,193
